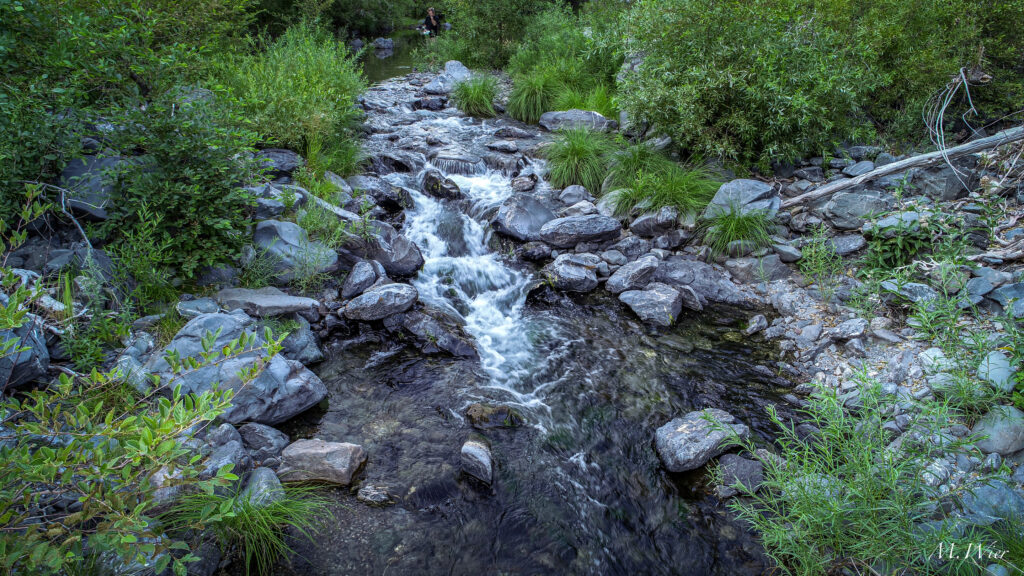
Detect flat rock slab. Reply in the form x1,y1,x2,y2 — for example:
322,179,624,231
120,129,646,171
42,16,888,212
343,283,418,321
656,409,750,472
278,439,367,485
539,215,622,248
216,287,318,317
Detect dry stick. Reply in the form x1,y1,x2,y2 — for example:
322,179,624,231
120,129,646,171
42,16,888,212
781,125,1024,210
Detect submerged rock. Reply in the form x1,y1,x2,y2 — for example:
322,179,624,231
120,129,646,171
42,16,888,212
422,169,464,200
465,403,525,429
655,409,750,472
461,437,493,485
278,439,367,485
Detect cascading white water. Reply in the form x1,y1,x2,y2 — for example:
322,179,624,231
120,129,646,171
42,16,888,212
390,164,552,408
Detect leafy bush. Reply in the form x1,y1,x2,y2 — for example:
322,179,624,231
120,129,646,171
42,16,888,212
101,95,260,279
426,0,555,69
609,165,718,218
507,71,560,124
720,376,991,575
699,207,775,259
225,22,365,152
253,0,422,37
451,76,499,118
165,482,327,576
542,128,615,193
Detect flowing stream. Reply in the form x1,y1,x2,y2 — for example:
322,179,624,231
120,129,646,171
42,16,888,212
281,76,792,575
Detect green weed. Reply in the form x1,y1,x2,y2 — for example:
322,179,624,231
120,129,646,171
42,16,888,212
451,76,498,118
507,71,559,124
699,206,775,260
542,128,615,193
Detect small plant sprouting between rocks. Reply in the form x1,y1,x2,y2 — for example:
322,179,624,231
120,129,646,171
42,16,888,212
699,205,775,261
798,225,845,303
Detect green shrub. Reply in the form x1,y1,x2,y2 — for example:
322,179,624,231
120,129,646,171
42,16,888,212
609,165,718,218
507,71,560,124
606,143,676,192
542,128,615,193
720,376,990,575
165,482,327,576
102,95,260,279
699,207,775,259
506,5,619,88
451,76,499,118
426,0,555,69
225,21,366,151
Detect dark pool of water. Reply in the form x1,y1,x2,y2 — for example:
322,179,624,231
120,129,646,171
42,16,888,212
278,292,791,576
361,36,426,85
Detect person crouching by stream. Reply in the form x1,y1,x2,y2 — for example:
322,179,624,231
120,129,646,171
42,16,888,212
424,7,441,37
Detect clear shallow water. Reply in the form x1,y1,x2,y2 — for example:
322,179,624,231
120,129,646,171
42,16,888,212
278,79,791,576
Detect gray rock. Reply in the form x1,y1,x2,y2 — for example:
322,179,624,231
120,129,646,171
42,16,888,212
703,180,780,219
201,440,252,480
238,423,290,463
240,467,284,507
773,243,802,263
745,314,768,335
492,194,557,242
842,160,874,177
398,308,479,359
538,110,615,132
347,175,412,211
606,255,659,294
601,250,627,266
959,480,1024,526
253,220,337,284
0,316,50,391
510,174,538,192
337,220,424,277
520,242,552,261
609,236,652,259
835,318,868,339
914,158,978,201
357,485,394,506
429,146,484,175
543,253,600,292
973,267,1013,288
461,437,493,484
343,283,418,321
989,283,1024,317
972,406,1024,456
825,189,894,230
977,351,1016,392
186,542,221,576
421,169,464,200
205,423,242,448
561,200,597,217
278,439,367,485
216,287,318,318
372,37,394,50
539,215,622,248
619,283,683,327
654,256,760,309
559,185,593,205
794,167,824,182
655,409,750,472
715,453,764,498
486,140,518,153
175,298,220,319
58,155,133,219
444,60,471,82
881,281,939,305
144,311,327,424
255,149,304,177
724,255,790,284
630,207,679,237
276,315,323,365
341,260,381,299
830,234,866,255
965,277,994,298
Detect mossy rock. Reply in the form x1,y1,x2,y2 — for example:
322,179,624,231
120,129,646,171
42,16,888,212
465,403,525,429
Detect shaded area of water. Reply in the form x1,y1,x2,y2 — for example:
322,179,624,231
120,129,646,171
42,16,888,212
360,36,425,85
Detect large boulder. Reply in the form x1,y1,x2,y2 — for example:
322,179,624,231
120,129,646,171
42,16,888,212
252,220,337,284
343,283,418,321
337,221,424,277
630,207,679,237
346,175,412,212
619,282,683,327
215,287,318,318
972,406,1024,456
653,256,761,309
278,439,367,485
825,189,894,230
144,311,327,424
539,215,622,248
702,180,780,219
539,110,615,133
542,253,600,292
913,157,978,202
423,60,472,94
254,149,304,178
491,194,557,242
606,255,659,294
655,409,750,472
58,155,133,219
0,315,50,391
421,169,464,200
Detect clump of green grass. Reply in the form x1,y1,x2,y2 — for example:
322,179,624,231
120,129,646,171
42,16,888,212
798,225,845,303
699,205,775,259
164,483,328,576
304,133,367,179
610,165,719,217
605,143,677,192
451,75,498,118
507,71,559,124
542,127,615,192
553,83,618,119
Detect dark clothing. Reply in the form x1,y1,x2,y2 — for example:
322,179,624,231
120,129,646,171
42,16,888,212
424,12,441,36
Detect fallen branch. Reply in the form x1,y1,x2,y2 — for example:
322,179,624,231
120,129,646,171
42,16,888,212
967,238,1024,262
782,126,1024,209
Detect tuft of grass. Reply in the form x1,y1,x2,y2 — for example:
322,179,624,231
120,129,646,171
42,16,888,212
699,205,775,260
606,143,676,192
610,165,718,218
451,75,498,118
239,246,284,289
798,225,845,303
305,133,367,179
552,83,618,119
542,127,615,193
507,71,559,124
164,483,328,576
